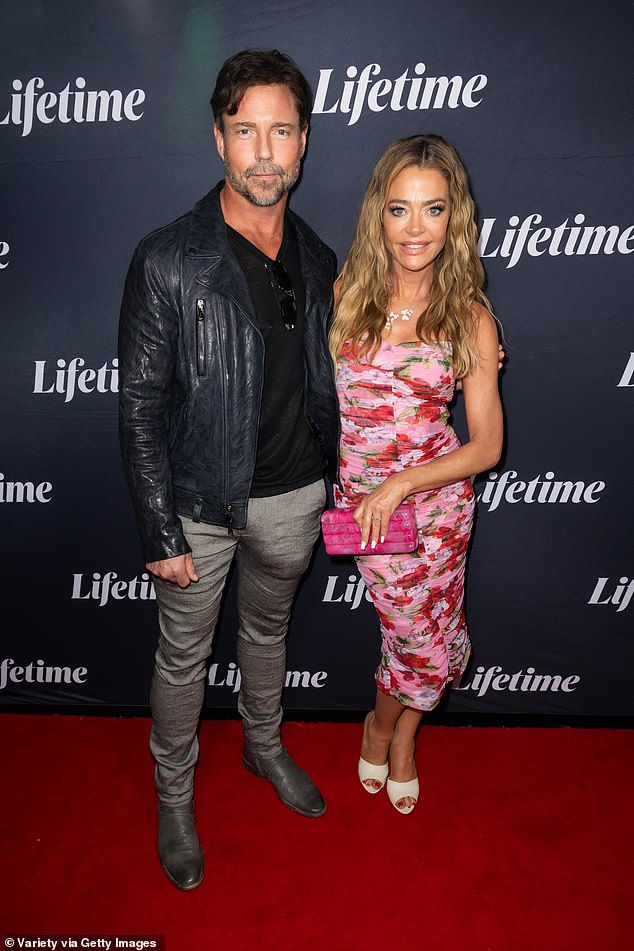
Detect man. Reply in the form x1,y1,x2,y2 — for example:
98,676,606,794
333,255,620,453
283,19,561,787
118,50,339,891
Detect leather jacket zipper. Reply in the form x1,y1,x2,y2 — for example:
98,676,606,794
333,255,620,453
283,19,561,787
196,299,206,375
214,309,232,533
198,298,233,534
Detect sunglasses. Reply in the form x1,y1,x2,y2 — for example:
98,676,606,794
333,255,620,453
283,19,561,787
267,260,297,330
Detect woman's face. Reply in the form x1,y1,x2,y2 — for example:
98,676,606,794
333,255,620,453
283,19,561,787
382,166,451,277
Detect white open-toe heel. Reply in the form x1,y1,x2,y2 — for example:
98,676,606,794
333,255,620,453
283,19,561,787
358,756,389,794
386,776,419,814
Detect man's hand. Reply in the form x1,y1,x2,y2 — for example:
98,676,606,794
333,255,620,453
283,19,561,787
146,553,199,588
456,343,505,391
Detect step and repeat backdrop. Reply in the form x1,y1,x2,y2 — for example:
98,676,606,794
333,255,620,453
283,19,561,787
1,0,632,717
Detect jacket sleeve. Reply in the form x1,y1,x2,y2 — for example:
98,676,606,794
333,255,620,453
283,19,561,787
117,242,191,563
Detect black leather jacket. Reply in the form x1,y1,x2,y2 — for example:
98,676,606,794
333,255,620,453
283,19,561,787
118,184,339,563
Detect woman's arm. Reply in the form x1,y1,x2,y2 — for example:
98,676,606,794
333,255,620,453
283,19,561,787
355,305,503,548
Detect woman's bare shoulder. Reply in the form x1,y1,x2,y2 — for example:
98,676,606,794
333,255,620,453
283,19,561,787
470,301,500,343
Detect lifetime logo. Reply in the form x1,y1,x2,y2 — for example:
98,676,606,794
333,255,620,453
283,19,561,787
588,577,634,613
312,61,486,126
478,470,605,512
618,353,634,387
0,657,88,691
208,662,328,693
0,472,53,503
322,573,373,611
33,357,118,402
477,213,634,268
455,665,581,698
0,240,8,269
71,571,156,607
0,76,145,137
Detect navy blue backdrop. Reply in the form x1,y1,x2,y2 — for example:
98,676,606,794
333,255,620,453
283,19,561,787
1,0,632,716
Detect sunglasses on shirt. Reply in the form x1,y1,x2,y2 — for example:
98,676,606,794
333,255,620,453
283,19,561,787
266,260,297,331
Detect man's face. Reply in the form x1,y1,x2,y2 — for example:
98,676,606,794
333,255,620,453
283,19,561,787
214,84,306,207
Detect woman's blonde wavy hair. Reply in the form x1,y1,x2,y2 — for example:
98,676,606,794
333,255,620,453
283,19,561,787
329,134,492,378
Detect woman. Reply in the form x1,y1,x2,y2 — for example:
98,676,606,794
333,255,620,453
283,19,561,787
329,134,503,814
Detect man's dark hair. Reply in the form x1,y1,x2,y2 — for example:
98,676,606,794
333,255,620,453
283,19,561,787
210,49,312,132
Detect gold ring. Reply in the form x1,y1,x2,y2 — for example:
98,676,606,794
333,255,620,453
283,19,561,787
371,515,381,522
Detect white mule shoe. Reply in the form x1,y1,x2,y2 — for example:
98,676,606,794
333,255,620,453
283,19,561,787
358,756,389,794
386,776,419,814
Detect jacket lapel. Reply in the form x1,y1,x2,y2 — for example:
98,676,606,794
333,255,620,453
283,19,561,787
184,184,258,328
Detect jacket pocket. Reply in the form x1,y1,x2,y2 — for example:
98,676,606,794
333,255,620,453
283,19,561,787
196,299,207,376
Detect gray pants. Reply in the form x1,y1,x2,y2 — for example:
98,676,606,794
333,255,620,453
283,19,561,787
149,479,326,805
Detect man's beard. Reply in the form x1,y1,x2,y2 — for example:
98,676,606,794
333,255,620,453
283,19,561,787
223,156,302,207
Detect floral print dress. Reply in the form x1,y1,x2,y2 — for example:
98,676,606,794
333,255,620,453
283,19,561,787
336,337,475,711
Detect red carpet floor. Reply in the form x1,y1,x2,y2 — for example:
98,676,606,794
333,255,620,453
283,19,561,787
1,714,633,950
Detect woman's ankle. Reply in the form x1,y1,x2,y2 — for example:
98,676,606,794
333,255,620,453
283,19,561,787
361,710,392,763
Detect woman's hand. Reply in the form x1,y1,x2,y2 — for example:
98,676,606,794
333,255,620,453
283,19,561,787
353,474,408,551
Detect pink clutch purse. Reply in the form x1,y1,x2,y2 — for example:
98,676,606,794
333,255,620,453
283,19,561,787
320,503,418,555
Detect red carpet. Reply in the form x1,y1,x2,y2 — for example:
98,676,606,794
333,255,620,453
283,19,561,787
1,715,632,950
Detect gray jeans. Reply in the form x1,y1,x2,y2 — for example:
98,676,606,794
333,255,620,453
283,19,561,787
149,479,326,805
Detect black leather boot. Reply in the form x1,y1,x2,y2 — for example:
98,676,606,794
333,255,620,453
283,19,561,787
243,746,326,818
157,802,204,890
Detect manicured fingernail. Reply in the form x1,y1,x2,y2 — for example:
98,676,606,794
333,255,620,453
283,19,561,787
371,540,376,549
361,541,366,550
380,536,385,544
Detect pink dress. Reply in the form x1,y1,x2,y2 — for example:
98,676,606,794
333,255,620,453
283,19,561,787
336,337,475,711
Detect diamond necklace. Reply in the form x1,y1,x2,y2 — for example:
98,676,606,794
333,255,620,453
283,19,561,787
384,307,414,332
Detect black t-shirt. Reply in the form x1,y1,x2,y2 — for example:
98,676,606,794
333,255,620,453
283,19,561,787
226,218,324,497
